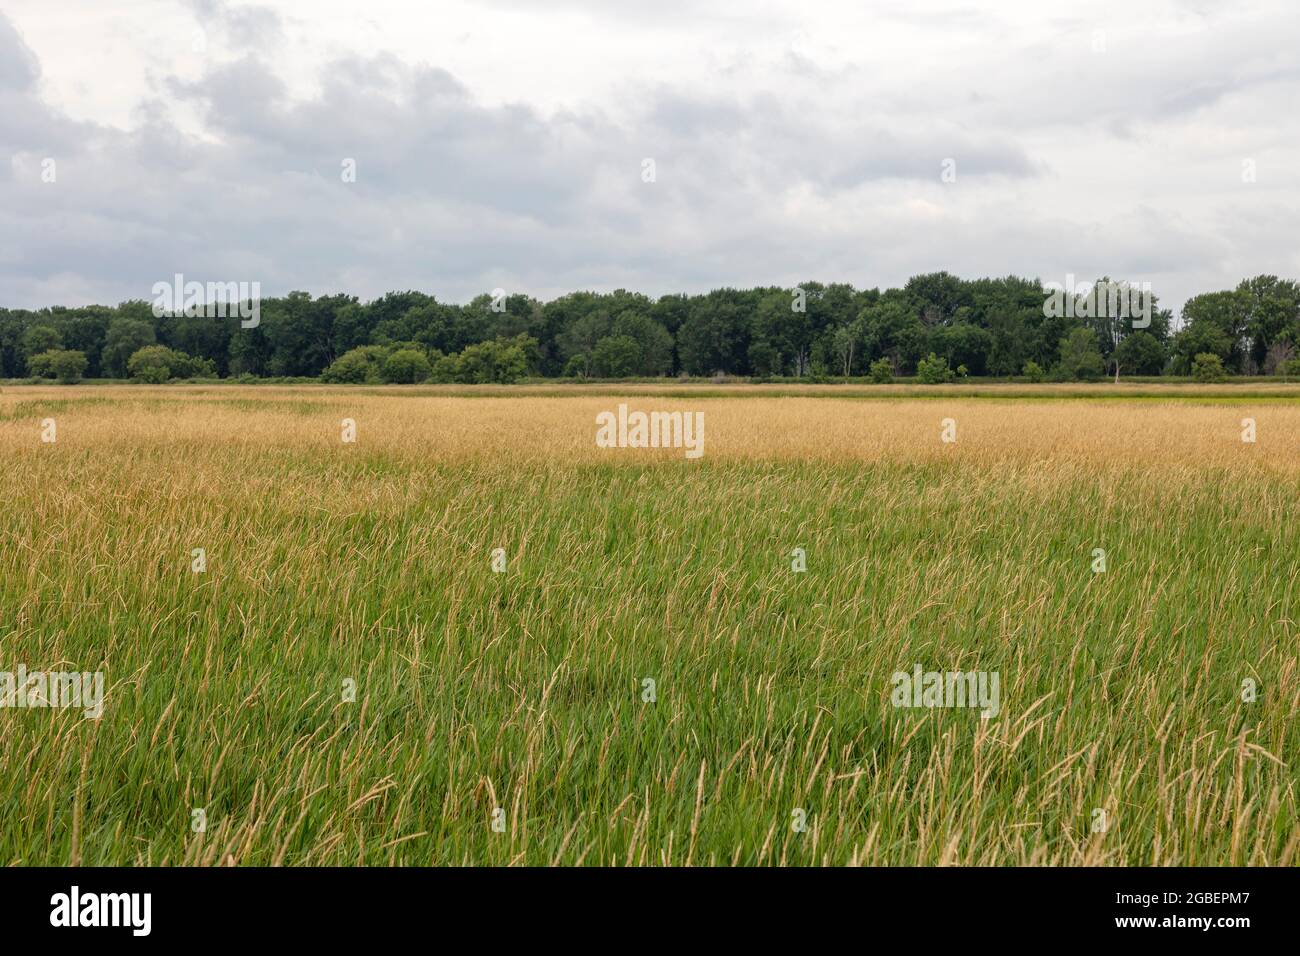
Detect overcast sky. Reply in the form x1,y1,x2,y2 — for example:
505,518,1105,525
2,0,1298,315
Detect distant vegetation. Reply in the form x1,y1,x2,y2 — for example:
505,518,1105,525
5,273,1300,384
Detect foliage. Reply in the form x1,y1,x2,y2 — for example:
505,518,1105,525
381,348,433,384
320,346,387,384
1192,352,1227,383
27,348,88,383
1057,327,1105,381
127,345,216,383
915,352,954,384
1112,330,1166,377
4,272,1295,382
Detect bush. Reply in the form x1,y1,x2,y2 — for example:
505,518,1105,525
321,347,387,384
429,353,461,384
1022,360,1045,383
1277,357,1300,377
379,348,428,385
467,339,526,383
868,358,894,384
915,352,954,384
127,345,215,383
420,336,537,385
28,349,88,384
380,348,432,384
1192,352,1227,383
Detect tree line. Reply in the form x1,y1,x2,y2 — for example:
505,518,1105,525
4,273,1300,384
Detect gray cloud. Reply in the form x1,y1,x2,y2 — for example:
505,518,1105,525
1,1,1298,316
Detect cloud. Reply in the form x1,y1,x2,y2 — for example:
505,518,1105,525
0,13,39,91
1,1,1298,315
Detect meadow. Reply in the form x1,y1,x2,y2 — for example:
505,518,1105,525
1,383,1297,865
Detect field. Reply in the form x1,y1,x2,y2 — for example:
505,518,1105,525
2,383,1298,866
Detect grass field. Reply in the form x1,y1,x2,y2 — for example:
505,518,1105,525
2,384,1297,865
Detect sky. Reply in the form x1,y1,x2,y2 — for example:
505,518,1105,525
2,0,1298,315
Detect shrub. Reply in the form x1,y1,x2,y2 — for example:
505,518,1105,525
1022,360,1045,383
430,353,462,384
422,336,536,385
868,358,894,384
458,336,535,384
321,347,387,384
127,345,215,383
28,349,88,384
915,352,954,384
1192,352,1227,383
380,348,432,384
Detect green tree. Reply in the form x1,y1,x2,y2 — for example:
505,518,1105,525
1171,319,1233,375
321,346,388,384
590,335,642,378
380,348,432,384
1057,328,1105,381
1235,275,1300,371
610,311,674,375
452,335,537,384
557,310,610,378
676,290,751,376
28,349,88,383
127,345,215,383
1178,291,1245,372
1112,331,1166,380
22,325,63,368
102,318,156,378
747,339,780,377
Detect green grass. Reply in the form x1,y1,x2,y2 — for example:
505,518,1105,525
0,388,1295,865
